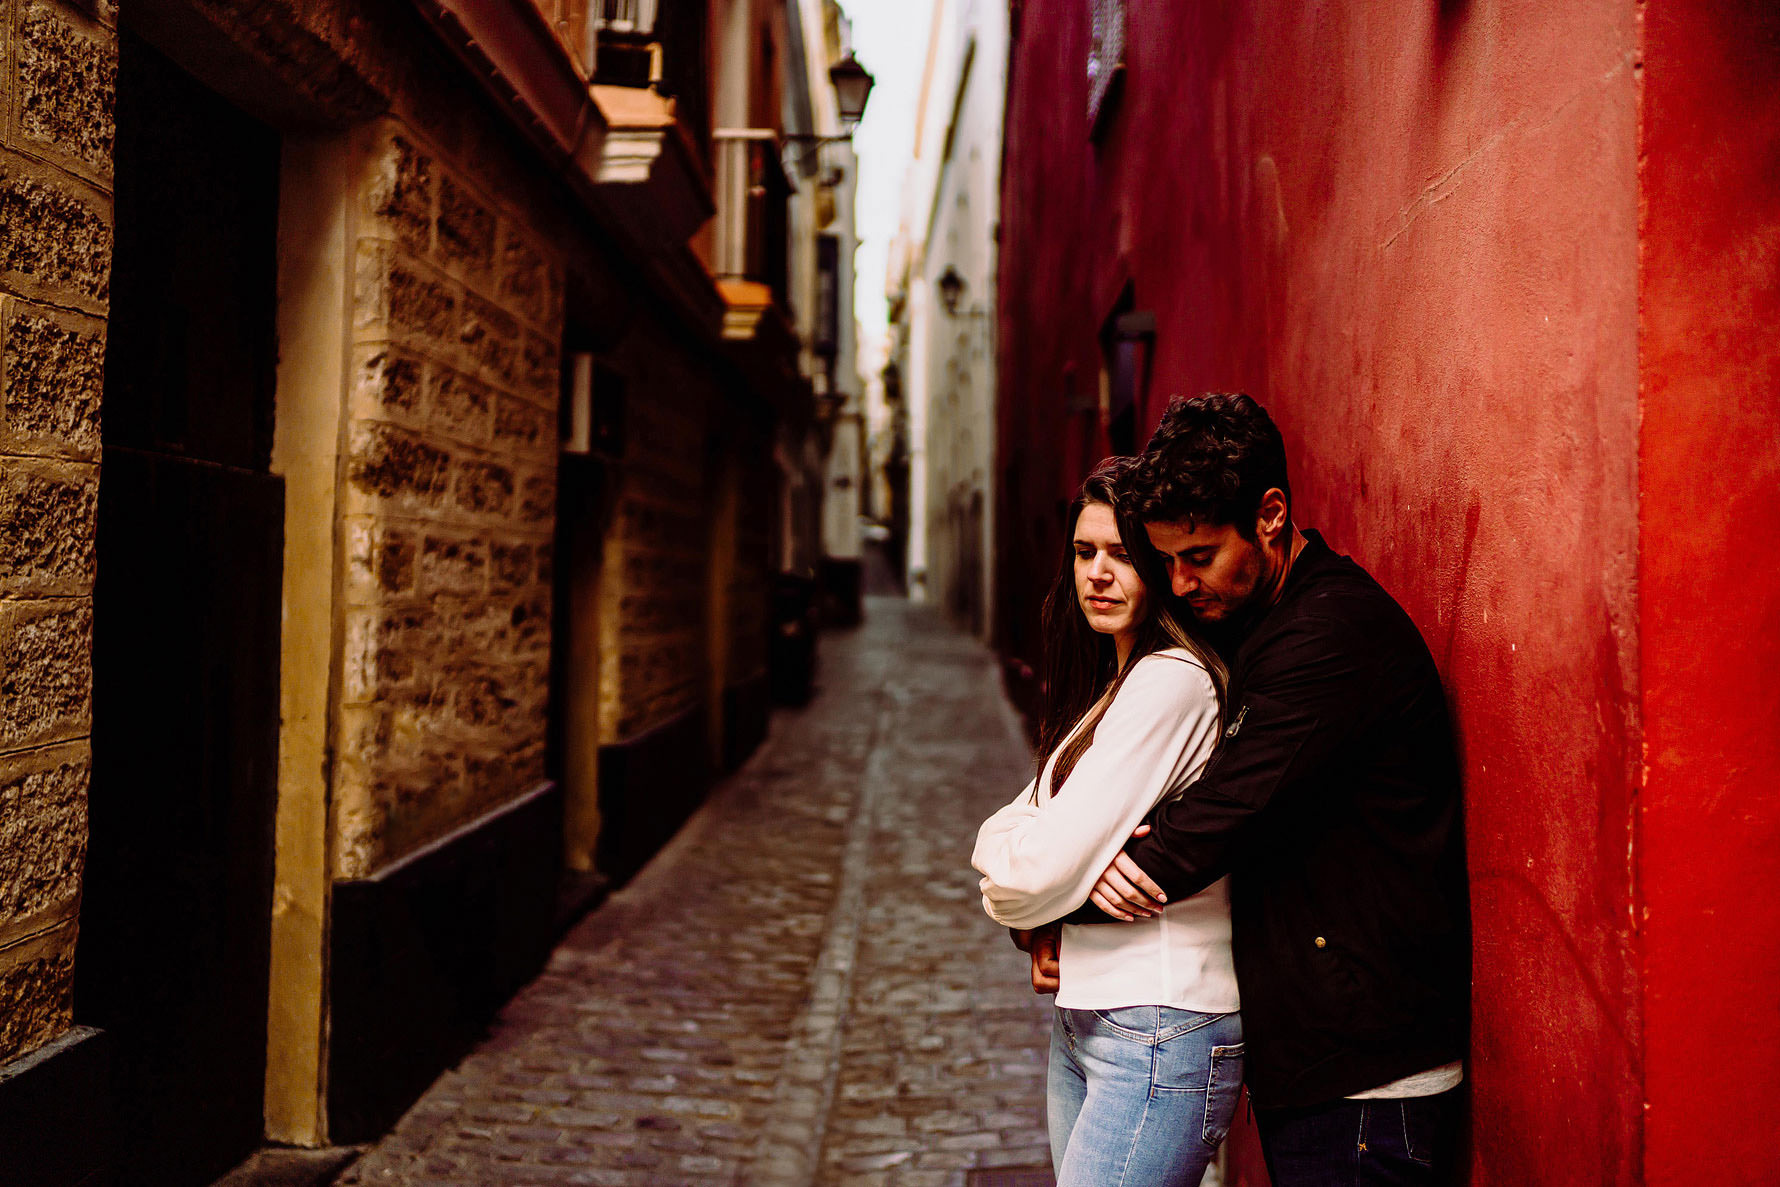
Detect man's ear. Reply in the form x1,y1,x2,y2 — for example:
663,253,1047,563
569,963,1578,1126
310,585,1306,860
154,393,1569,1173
1255,488,1290,544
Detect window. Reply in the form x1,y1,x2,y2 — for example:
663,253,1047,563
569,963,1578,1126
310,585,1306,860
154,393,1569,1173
1087,0,1125,131
815,235,841,361
1100,290,1153,456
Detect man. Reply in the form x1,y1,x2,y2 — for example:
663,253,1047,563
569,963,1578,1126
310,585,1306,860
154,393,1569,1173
1058,393,1470,1184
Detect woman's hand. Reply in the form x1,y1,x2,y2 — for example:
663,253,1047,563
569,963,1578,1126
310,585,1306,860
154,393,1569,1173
1087,823,1167,921
1029,924,1061,994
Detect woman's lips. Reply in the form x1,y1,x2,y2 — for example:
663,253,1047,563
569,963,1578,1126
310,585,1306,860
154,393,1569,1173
1086,596,1122,608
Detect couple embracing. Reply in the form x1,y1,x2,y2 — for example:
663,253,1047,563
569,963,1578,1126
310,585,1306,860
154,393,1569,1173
973,394,1470,1186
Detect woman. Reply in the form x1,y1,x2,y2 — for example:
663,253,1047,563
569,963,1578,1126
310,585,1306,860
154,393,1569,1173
972,458,1243,1187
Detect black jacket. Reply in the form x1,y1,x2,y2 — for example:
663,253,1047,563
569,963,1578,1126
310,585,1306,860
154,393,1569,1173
1072,531,1470,1108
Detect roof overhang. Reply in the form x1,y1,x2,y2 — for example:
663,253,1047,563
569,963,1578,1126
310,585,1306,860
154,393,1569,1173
411,0,608,181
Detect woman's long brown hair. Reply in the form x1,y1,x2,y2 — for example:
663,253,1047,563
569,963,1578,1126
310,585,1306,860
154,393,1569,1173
1035,457,1228,797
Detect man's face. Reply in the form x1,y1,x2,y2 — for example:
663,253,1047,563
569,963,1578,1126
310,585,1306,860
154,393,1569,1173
1143,518,1267,623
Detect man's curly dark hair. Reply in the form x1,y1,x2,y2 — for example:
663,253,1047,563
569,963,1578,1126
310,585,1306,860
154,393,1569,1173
1125,393,1291,539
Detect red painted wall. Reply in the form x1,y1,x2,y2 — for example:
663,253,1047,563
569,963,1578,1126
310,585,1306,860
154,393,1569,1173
1639,5,1780,1185
999,2,1656,1181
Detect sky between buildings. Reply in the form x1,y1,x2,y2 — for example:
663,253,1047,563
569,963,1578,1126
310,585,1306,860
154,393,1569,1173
843,0,937,384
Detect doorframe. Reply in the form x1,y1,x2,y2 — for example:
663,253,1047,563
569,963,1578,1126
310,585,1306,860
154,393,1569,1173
263,129,361,1146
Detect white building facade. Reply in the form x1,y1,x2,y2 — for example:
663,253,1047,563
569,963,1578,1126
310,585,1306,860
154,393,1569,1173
887,0,1005,639
783,0,869,622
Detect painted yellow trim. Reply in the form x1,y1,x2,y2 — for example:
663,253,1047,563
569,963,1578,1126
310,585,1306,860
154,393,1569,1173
264,130,361,1146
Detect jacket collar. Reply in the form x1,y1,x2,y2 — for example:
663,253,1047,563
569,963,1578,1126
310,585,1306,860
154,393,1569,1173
1280,528,1336,603
1226,528,1336,647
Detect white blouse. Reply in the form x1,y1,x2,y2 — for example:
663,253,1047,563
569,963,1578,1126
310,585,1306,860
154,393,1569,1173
972,649,1240,1013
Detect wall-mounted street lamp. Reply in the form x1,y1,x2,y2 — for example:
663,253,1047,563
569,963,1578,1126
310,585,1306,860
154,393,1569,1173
782,53,876,172
937,265,966,317
828,53,876,129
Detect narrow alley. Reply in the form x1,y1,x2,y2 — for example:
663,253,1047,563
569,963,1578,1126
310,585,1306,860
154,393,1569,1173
338,599,1054,1187
6,1,1778,1183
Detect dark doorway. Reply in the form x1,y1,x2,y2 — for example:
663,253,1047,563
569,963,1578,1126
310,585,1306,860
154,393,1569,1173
74,33,285,1186
964,489,985,636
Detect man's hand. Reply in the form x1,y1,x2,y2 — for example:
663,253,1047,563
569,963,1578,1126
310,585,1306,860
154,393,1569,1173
1029,923,1061,995
1087,823,1168,921
1009,927,1036,953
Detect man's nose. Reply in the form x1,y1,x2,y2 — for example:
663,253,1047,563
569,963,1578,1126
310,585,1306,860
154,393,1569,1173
1171,568,1196,597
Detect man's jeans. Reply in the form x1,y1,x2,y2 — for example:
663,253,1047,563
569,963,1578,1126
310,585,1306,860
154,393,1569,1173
1255,1088,1463,1186
1047,1004,1244,1187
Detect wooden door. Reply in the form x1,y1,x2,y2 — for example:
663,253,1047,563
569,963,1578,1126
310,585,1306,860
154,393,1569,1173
74,33,285,1186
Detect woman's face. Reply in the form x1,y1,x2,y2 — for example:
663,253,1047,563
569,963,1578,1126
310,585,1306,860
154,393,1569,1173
1072,501,1148,640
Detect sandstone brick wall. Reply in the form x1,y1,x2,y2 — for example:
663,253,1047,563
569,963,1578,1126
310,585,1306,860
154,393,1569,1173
334,119,564,879
598,342,715,744
0,0,113,1064
588,339,776,765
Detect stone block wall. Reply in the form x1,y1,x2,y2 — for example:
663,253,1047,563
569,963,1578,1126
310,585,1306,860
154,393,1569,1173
335,119,564,879
598,342,714,744
590,344,775,763
0,0,112,1066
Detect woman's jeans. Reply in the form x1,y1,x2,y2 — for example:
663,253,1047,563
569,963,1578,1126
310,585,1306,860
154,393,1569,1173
1047,1005,1244,1187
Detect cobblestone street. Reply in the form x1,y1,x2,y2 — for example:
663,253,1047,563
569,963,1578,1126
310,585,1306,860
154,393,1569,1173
339,598,1054,1187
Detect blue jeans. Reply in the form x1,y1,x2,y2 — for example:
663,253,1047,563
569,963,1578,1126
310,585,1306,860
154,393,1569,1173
1255,1088,1463,1186
1047,1005,1244,1187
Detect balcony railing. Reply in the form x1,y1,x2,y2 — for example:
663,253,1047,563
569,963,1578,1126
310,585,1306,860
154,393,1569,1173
713,130,790,309
533,0,661,81
592,0,659,35
535,0,710,158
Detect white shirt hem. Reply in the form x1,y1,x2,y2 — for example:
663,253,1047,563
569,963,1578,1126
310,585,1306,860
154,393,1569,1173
1346,1061,1465,1099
